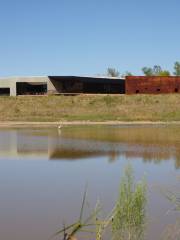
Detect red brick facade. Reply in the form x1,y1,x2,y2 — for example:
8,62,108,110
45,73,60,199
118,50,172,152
125,76,180,94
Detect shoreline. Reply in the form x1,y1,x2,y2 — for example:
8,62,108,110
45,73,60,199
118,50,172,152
0,121,180,128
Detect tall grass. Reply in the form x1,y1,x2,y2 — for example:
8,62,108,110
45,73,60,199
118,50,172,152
52,164,147,240
112,164,146,240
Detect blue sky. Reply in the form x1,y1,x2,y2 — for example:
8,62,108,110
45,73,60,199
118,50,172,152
0,0,180,76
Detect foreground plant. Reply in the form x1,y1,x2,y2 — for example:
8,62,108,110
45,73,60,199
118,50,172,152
112,164,147,240
52,164,147,240
51,188,101,240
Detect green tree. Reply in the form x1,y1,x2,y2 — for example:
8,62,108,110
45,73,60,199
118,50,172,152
142,67,154,76
173,61,180,76
121,71,133,78
125,71,133,76
142,65,171,76
107,68,120,77
112,164,146,240
153,65,162,75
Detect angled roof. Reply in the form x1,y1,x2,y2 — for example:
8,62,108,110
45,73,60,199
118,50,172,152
49,75,125,84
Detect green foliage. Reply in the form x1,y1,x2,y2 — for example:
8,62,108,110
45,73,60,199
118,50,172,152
121,71,133,77
158,70,171,76
153,65,162,75
173,61,180,76
142,65,171,76
125,71,133,76
142,67,154,76
112,164,147,240
107,68,120,77
53,164,147,240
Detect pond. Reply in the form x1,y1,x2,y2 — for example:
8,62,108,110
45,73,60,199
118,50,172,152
0,125,179,240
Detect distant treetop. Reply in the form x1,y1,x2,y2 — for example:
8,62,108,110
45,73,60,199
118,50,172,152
173,61,180,76
107,68,120,77
142,65,170,76
105,61,180,78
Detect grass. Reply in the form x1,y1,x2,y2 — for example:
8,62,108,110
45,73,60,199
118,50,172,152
52,187,101,240
0,94,180,122
112,165,146,240
53,164,147,240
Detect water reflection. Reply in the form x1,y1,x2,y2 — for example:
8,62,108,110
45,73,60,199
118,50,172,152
0,126,179,168
0,126,179,240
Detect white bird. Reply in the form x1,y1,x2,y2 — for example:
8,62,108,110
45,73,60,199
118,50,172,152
58,121,63,129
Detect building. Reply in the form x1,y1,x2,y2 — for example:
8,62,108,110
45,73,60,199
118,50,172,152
2,75,180,96
0,76,125,96
126,76,180,94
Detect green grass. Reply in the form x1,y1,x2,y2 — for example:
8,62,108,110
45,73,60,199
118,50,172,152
0,94,180,122
112,165,146,240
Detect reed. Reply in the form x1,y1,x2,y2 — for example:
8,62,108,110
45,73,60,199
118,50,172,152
52,164,147,240
112,164,147,240
52,188,101,240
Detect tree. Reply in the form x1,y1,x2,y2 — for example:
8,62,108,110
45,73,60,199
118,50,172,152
125,71,133,76
173,61,180,76
158,70,171,76
142,65,171,76
158,70,171,77
153,65,162,75
142,67,154,76
107,68,120,77
121,71,133,78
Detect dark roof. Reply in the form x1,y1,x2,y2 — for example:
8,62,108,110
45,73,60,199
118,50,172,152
49,76,125,84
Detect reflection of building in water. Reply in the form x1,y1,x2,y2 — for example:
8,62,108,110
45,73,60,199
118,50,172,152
108,151,119,163
0,130,48,158
45,132,180,169
48,135,110,160
17,133,48,156
0,130,18,156
0,129,179,169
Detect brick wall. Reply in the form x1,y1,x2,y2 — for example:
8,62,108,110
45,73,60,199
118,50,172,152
126,76,180,94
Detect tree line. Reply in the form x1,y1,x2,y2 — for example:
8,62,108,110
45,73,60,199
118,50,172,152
106,61,180,77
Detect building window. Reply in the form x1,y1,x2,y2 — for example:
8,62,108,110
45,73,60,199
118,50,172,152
157,88,160,92
136,90,139,93
0,88,10,96
175,88,178,92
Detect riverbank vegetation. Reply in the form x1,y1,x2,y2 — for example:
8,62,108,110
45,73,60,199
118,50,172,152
52,165,179,240
53,165,147,240
0,94,180,122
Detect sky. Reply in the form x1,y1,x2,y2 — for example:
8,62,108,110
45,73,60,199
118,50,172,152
0,0,180,77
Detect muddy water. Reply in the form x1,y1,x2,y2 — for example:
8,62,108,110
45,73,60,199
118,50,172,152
0,125,179,240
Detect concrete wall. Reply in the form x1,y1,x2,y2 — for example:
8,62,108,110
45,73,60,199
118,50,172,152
0,78,16,96
0,76,75,96
0,76,125,96
126,76,180,94
0,76,49,96
47,78,63,94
